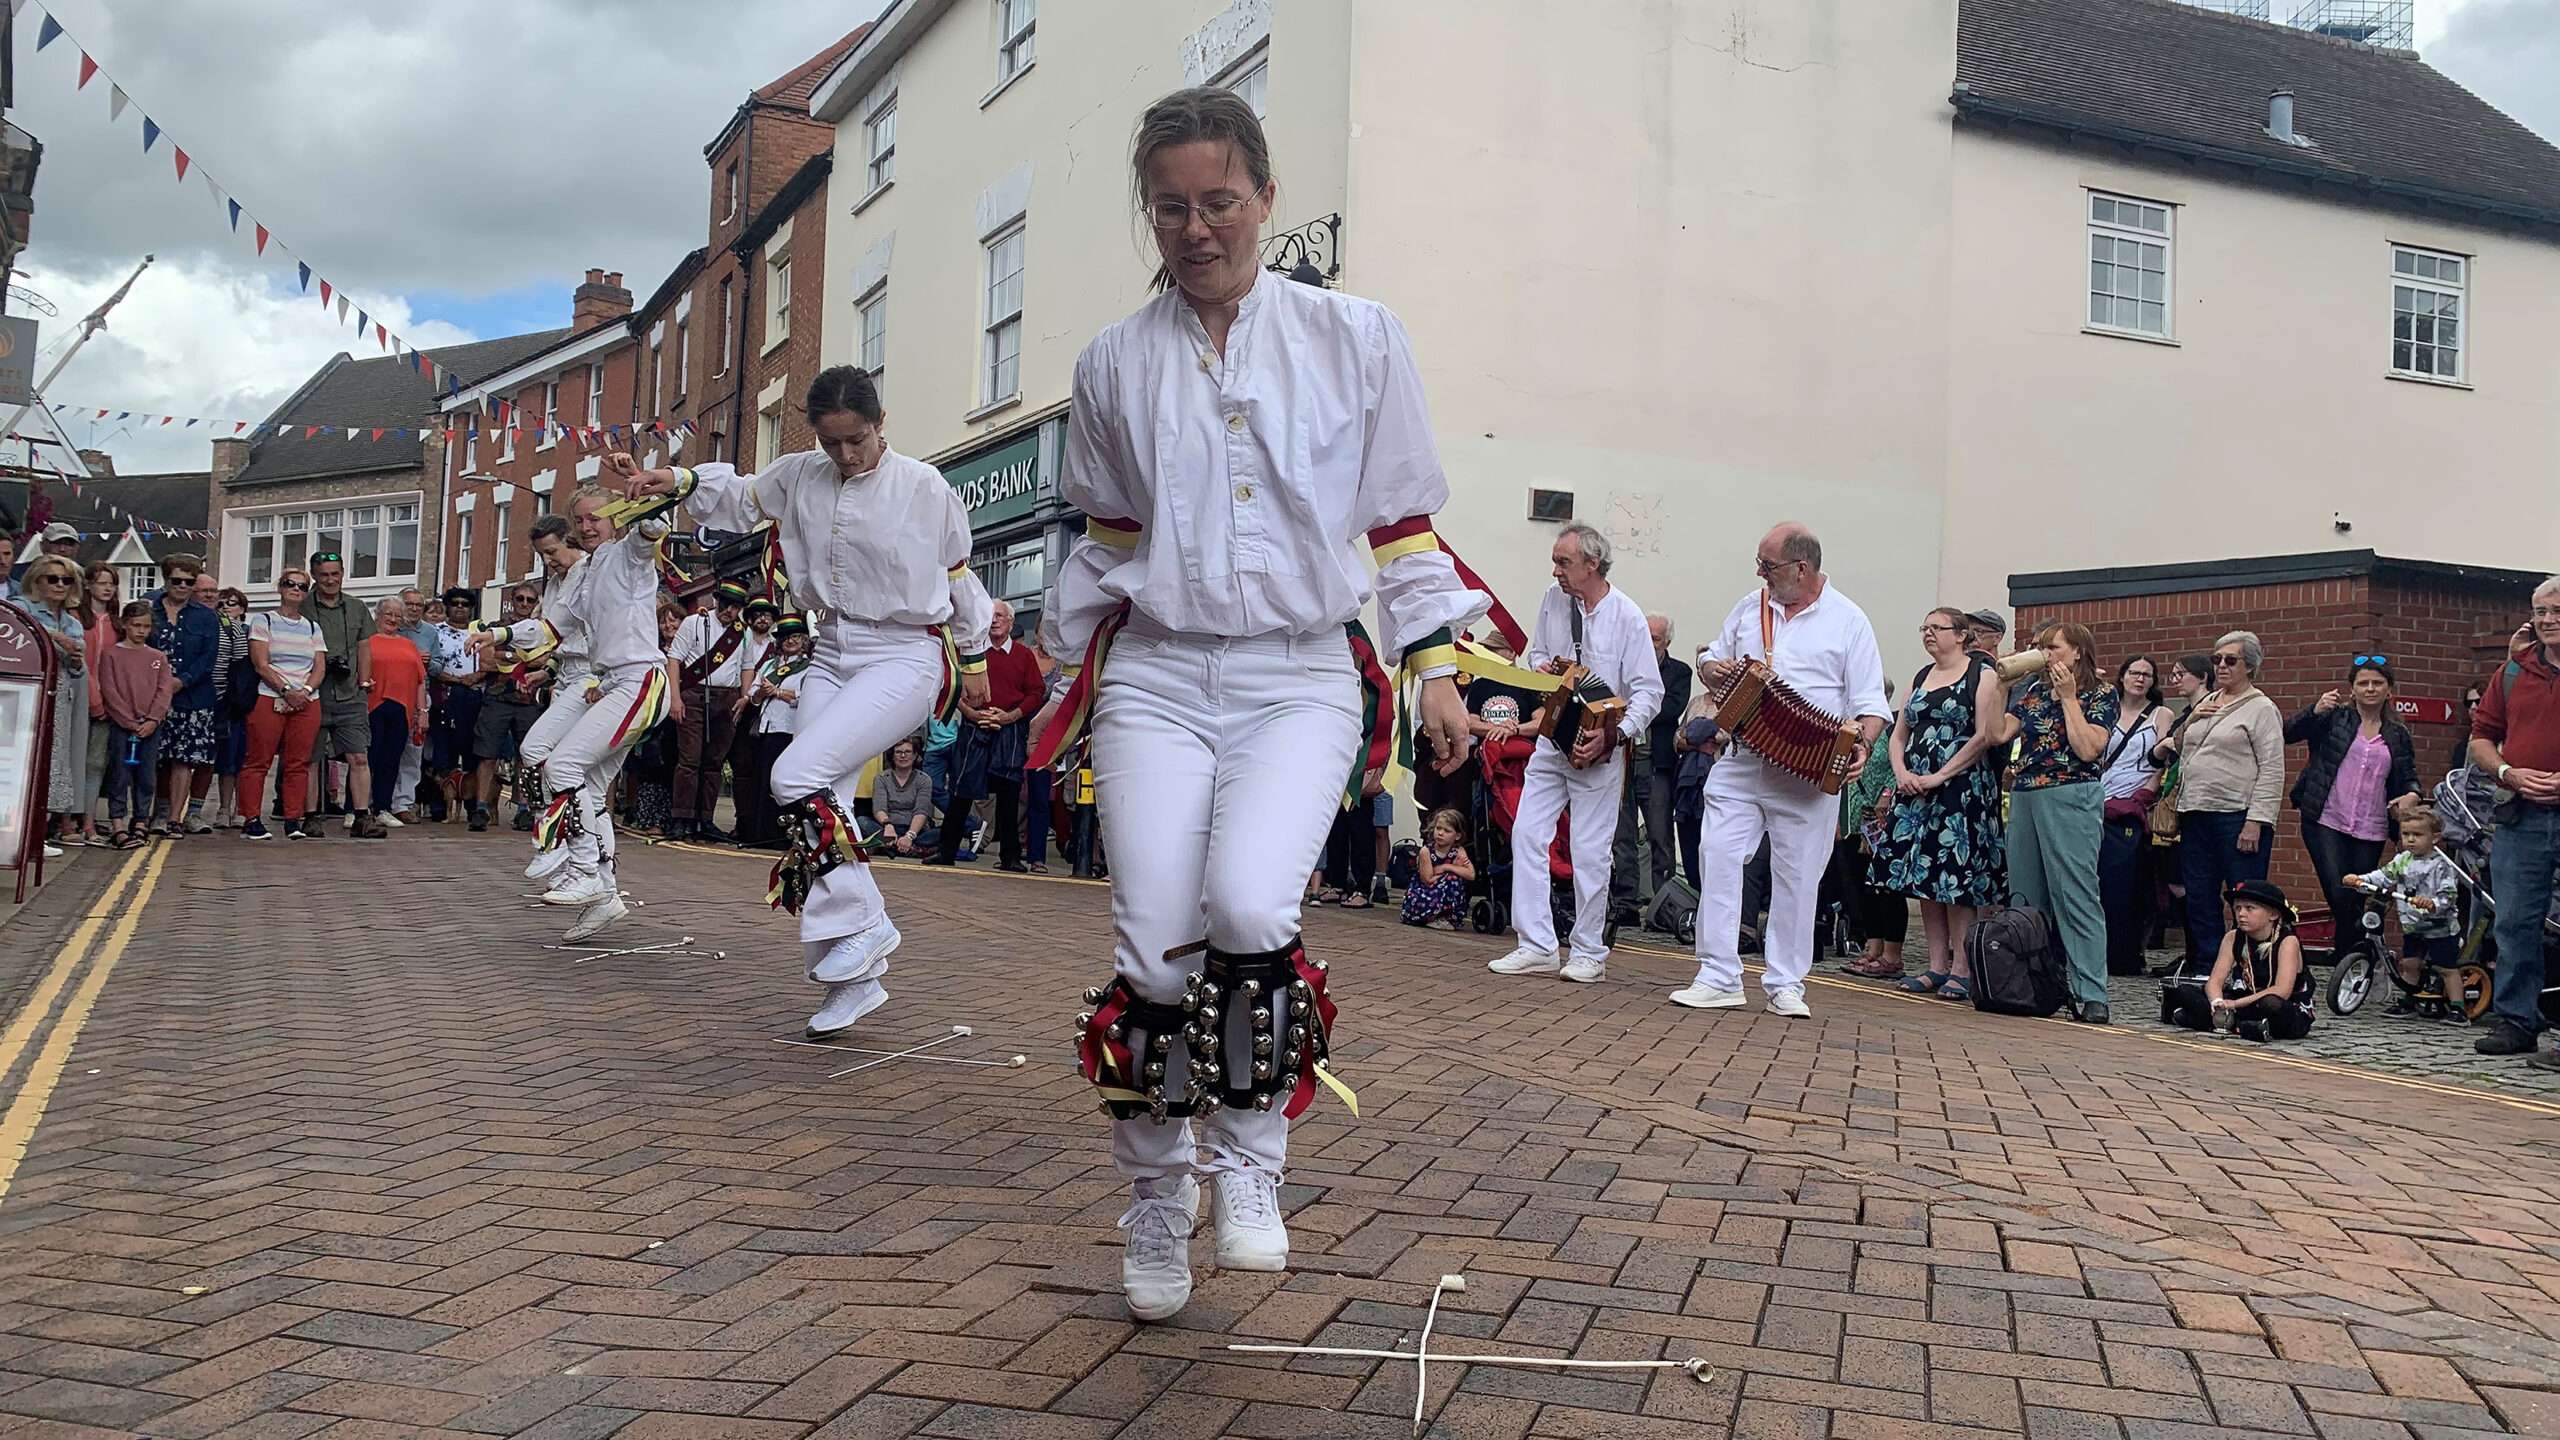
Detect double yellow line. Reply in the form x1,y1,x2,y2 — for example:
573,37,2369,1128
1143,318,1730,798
0,843,170,1205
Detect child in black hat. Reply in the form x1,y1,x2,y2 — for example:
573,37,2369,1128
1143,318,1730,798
2162,878,2315,1041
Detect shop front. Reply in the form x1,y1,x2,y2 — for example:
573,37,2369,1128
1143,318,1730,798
937,415,1070,642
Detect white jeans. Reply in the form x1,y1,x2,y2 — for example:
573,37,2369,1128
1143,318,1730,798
1692,753,1839,995
522,663,662,882
1092,622,1361,1184
392,739,422,811
769,618,943,963
1508,745,1626,964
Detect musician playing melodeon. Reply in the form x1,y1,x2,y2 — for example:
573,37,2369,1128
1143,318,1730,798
1677,522,1888,1018
1489,523,1664,985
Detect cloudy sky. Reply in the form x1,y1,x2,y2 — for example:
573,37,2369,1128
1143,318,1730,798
5,0,2557,487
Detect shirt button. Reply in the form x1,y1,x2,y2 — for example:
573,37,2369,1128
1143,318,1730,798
1226,413,1245,433
1234,483,1255,503
1199,354,1213,372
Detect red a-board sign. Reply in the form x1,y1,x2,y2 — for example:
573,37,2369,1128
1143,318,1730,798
2394,696,2459,726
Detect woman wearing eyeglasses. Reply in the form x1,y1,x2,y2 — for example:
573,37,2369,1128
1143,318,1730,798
2156,630,2285,963
2286,655,2421,982
238,571,328,840
21,555,89,856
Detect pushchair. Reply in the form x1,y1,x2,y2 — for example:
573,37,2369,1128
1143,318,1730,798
2423,765,2560,1025
1466,733,1618,948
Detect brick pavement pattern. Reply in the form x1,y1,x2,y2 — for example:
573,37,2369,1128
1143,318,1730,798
3,831,2560,1438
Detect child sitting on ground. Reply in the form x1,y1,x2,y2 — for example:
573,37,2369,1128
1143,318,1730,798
2343,806,2466,1023
1400,807,1476,929
2162,878,2315,1042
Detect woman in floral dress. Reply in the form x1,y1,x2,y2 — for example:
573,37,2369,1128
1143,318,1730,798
1880,606,2006,1001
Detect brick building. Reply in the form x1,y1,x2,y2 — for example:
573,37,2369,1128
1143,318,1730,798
2012,551,2543,904
631,27,861,470
434,270,649,601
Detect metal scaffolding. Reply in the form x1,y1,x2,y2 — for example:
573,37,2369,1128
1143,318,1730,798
2173,0,2416,49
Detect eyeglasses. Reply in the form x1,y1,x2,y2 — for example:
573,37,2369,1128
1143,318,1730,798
280,580,310,591
1918,623,1956,635
34,575,70,586
1140,196,1254,231
2532,607,2560,620
2352,654,2389,668
1755,557,1805,576
2213,654,2245,667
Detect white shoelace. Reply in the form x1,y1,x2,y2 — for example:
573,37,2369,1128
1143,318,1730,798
1118,1191,1192,1268
1218,1170,1281,1230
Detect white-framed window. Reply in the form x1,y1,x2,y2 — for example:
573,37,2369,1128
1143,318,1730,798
498,410,516,463
464,435,477,473
492,500,511,584
587,363,603,425
865,96,897,191
997,0,1035,81
281,512,309,577
456,513,474,590
313,508,347,563
675,317,690,403
538,381,559,450
349,505,382,579
2391,244,2466,382
768,251,792,346
649,339,664,416
246,515,275,585
858,284,888,391
718,277,735,376
722,161,740,222
388,502,418,578
2086,191,2172,339
983,222,1025,403
1219,42,1269,118
125,565,160,602
758,402,784,470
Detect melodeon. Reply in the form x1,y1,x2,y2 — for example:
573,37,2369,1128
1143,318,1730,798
1533,663,1629,769
1709,659,1860,794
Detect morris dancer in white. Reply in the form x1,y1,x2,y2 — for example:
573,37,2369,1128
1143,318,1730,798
1675,523,1888,1018
1044,88,1481,1324
618,367,993,1039
481,498,673,943
1489,523,1663,984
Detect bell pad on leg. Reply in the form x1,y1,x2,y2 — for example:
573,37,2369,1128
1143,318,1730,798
1076,976,1207,1122
767,788,874,914
533,788,584,852
1203,940,1337,1121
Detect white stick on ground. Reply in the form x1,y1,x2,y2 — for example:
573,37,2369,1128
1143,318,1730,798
825,1025,995,1078
542,936,724,964
770,1036,1031,1069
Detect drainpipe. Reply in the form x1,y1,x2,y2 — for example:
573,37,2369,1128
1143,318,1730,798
727,97,757,468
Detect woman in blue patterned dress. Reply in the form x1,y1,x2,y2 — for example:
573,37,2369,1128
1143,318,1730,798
1880,606,2006,1001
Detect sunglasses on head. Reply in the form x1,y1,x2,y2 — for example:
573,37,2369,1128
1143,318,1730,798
2352,653,2389,669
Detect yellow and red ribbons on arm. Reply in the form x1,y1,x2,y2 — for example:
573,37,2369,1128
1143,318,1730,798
930,625,965,722
1028,601,1131,770
1450,635,1556,693
1085,514,1142,550
1365,515,1530,656
1345,622,1396,809
759,530,790,604
597,465,697,530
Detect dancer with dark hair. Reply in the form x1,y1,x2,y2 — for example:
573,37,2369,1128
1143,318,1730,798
617,365,993,1039
1041,86,1482,1322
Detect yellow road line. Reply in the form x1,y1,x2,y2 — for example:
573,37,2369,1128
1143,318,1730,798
0,843,171,1205
0,846,153,1090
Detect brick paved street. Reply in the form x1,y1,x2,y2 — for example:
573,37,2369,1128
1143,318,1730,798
5,830,2560,1438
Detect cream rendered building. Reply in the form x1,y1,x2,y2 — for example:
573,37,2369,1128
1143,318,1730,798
812,0,2560,681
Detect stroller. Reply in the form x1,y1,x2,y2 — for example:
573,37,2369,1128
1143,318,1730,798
2420,764,2560,1025
1466,732,1618,948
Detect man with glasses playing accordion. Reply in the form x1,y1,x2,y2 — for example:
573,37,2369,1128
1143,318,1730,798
1674,523,1888,1018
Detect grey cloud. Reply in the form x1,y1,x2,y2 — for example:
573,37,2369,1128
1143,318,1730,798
2426,0,2560,146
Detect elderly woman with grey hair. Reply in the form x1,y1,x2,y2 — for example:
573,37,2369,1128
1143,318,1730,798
2158,629,2285,963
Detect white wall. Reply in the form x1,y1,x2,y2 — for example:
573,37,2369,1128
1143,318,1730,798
1946,131,2560,611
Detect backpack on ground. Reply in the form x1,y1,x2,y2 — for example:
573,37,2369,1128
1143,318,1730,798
1645,875,1700,943
1966,905,2067,1018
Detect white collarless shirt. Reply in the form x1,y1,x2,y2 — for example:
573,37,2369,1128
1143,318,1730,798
1702,581,1890,727
1524,584,1667,740
1044,268,1484,664
512,524,667,674
710,629,771,690
681,447,992,655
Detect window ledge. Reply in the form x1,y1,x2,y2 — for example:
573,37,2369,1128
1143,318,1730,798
965,392,1023,424
851,179,894,216
762,329,792,359
2082,326,2179,348
2386,370,2472,392
980,58,1035,110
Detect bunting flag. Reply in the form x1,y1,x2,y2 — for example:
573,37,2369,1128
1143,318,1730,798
57,397,699,448
15,457,219,538
17,2,447,380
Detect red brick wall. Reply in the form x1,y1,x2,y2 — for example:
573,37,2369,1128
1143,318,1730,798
742,176,828,460
690,104,836,466
2021,573,2529,908
440,339,644,590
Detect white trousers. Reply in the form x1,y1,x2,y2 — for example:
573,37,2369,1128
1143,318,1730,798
521,664,659,883
1692,753,1839,995
1092,624,1361,1184
392,739,422,811
769,618,942,964
1508,745,1626,963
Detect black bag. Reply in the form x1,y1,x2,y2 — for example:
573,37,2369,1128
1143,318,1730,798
1966,905,2068,1018
1645,875,1699,941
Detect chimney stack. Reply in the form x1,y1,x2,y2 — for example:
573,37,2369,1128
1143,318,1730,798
76,448,113,478
573,267,634,329
2266,88,2301,146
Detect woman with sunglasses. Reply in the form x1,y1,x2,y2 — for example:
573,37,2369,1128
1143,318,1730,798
237,570,328,839
2285,654,2421,975
21,555,89,856
2156,630,2285,963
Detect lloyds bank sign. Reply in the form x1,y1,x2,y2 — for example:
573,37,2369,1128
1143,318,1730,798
944,432,1041,530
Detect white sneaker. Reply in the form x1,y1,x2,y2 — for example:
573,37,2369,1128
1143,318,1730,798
1767,985,1812,1018
374,811,405,829
526,845,576,882
1211,1168,1289,1272
1119,1177,1198,1322
41,842,62,859
1561,955,1607,984
809,920,902,984
1488,944,1561,976
541,871,614,907
563,894,627,942
1668,982,1747,1010
806,978,888,1037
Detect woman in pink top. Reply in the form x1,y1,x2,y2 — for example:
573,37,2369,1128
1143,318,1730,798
2286,657,2421,945
75,563,120,844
